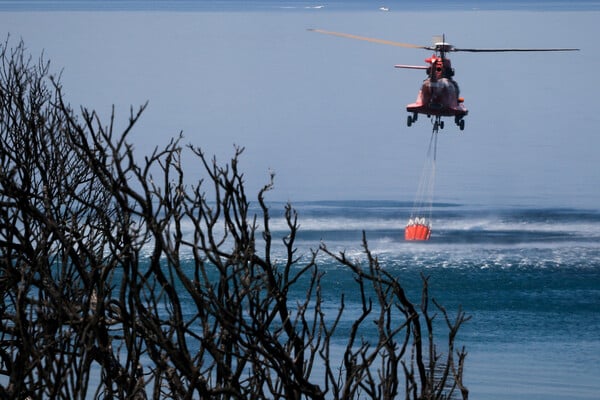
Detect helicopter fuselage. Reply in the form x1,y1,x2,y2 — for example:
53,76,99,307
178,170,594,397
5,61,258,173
402,54,468,130
407,77,468,118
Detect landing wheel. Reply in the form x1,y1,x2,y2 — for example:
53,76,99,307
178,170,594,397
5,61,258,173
407,115,413,127
459,119,465,131
440,120,445,129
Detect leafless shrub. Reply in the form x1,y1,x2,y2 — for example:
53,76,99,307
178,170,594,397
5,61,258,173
0,39,468,400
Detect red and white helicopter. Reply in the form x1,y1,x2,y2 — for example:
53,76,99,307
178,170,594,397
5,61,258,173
309,29,579,132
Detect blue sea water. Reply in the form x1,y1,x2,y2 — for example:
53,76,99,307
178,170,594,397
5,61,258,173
166,200,600,399
260,200,600,399
2,0,600,11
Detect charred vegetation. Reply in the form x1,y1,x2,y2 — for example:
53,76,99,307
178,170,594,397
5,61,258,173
0,39,469,400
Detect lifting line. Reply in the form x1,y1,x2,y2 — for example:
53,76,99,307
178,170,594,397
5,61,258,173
409,120,438,228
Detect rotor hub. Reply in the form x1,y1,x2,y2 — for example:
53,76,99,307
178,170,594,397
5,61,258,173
434,42,454,53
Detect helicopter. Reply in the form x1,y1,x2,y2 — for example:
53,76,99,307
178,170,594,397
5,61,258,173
309,29,579,132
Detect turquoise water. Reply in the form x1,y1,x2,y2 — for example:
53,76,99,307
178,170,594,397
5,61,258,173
278,201,600,399
172,200,600,399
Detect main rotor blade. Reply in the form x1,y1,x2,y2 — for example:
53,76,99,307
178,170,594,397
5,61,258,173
453,47,580,52
308,29,427,49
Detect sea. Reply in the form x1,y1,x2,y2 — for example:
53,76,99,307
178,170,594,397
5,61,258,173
261,200,600,399
158,199,600,399
2,0,599,399
2,0,600,11
122,199,600,399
